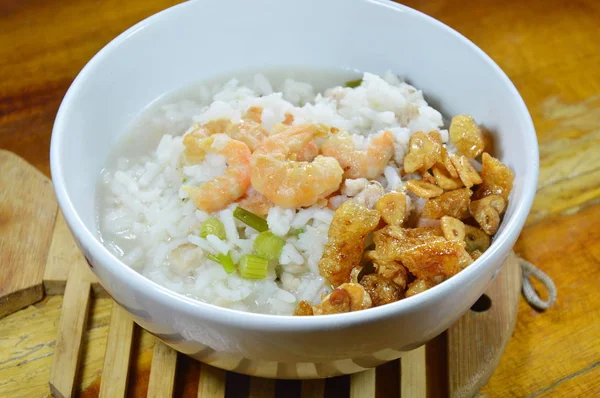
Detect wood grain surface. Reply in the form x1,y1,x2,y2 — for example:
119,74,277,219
98,302,135,398
147,342,178,398
44,211,105,297
1,0,599,397
448,253,521,397
0,151,57,318
49,258,94,398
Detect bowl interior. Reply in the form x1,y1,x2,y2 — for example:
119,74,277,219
52,0,537,314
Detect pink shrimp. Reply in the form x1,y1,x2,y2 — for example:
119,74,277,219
186,107,269,151
321,130,395,179
243,106,263,124
232,120,269,151
269,115,318,162
283,113,294,125
182,134,251,213
251,124,343,208
296,140,319,162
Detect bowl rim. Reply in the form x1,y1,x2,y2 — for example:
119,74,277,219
50,0,539,331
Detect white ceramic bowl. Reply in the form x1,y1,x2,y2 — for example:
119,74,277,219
51,0,538,378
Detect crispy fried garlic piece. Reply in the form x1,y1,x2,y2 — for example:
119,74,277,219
314,289,350,315
470,194,506,235
471,250,484,260
405,180,444,198
350,266,364,284
475,153,514,201
421,188,472,220
360,274,403,307
313,283,372,315
376,191,408,226
440,216,466,241
420,169,437,184
406,279,438,297
441,146,459,178
463,225,491,254
403,131,442,173
450,155,483,188
449,114,485,158
458,249,475,269
432,164,464,190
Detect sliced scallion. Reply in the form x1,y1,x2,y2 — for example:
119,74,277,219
199,217,226,240
233,207,268,232
239,254,268,279
207,252,236,274
254,231,285,261
344,78,362,88
218,253,236,274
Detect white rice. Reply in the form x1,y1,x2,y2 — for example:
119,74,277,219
97,70,446,315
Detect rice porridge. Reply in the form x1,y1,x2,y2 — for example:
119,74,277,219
96,68,513,316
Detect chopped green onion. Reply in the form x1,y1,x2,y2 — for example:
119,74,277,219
345,78,362,88
291,228,304,236
254,231,285,261
233,207,268,232
239,254,268,279
218,253,236,274
199,217,226,240
207,252,236,274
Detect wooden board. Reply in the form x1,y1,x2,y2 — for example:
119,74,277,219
0,150,57,318
147,341,178,398
448,254,521,397
198,365,226,398
400,346,426,398
0,152,521,397
98,302,135,398
49,259,93,398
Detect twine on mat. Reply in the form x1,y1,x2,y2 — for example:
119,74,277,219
517,254,557,311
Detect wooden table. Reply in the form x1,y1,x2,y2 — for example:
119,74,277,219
1,0,599,396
